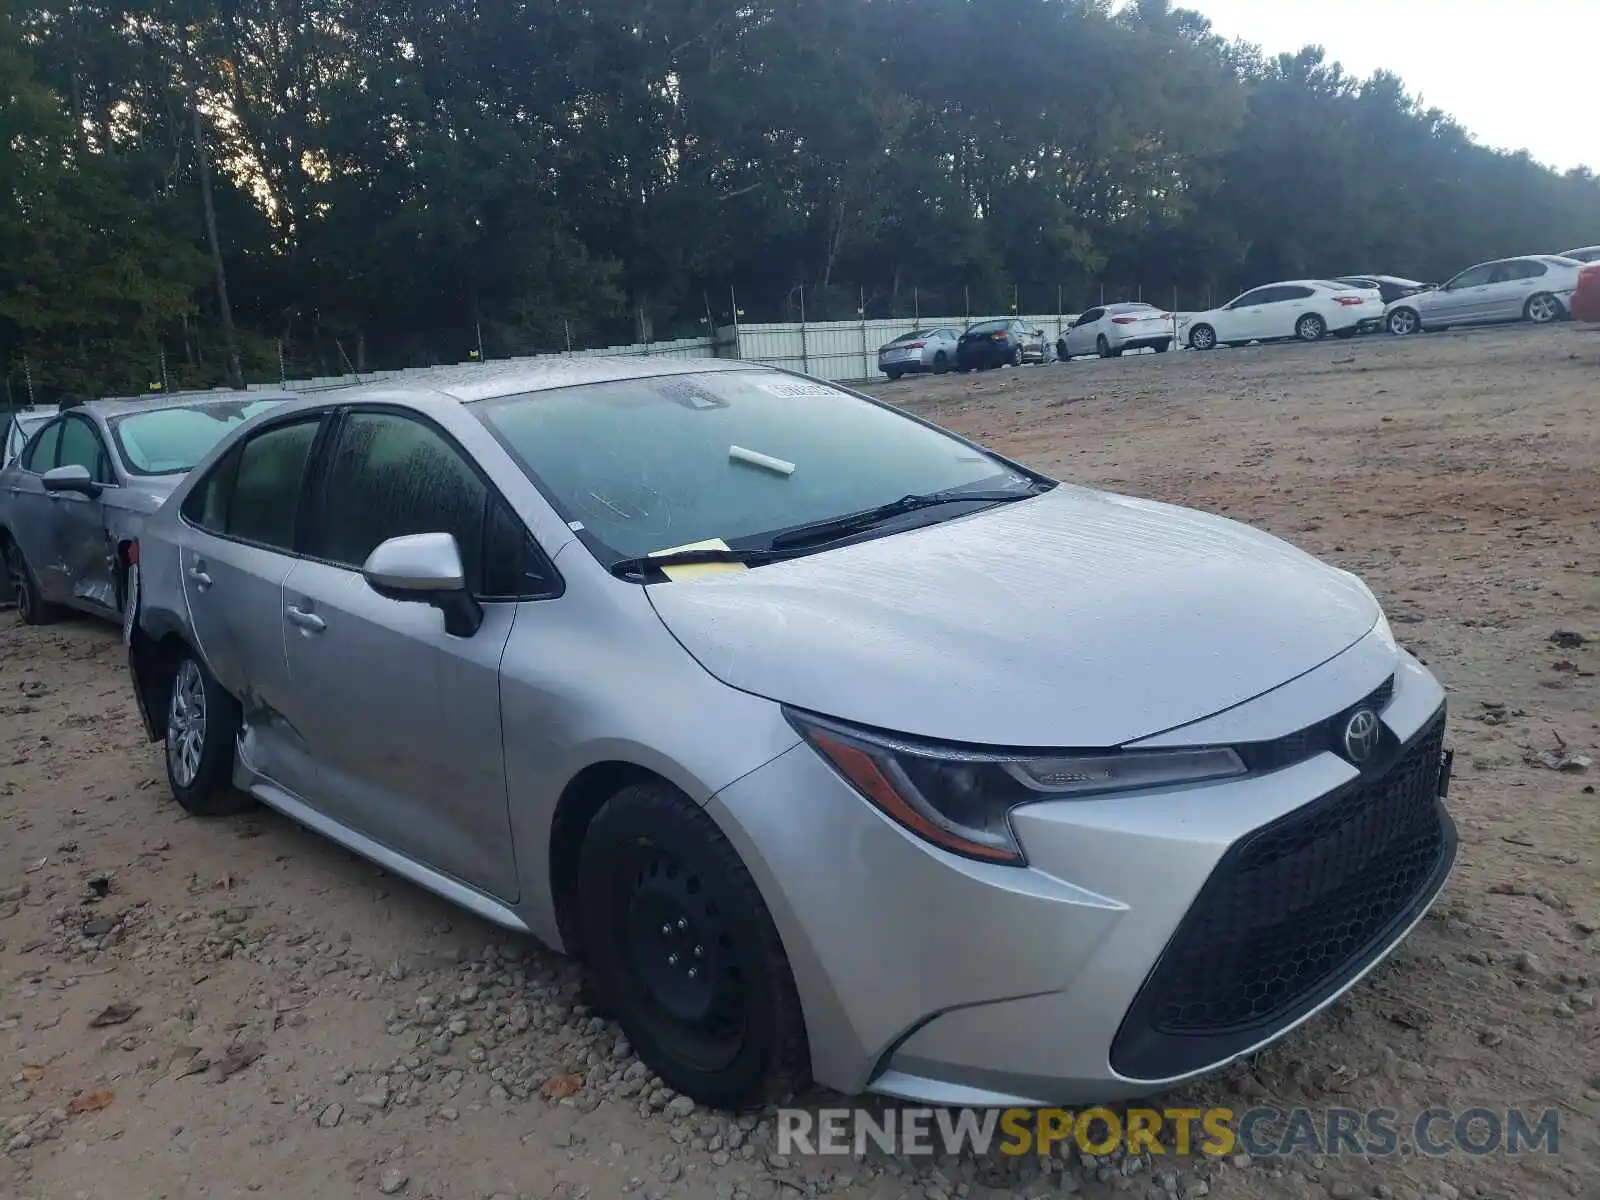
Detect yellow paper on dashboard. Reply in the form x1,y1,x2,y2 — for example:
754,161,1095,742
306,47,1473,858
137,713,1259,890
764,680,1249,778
649,538,748,581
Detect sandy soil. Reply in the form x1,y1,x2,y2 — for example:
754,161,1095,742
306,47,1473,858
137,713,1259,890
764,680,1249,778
2,324,1597,1200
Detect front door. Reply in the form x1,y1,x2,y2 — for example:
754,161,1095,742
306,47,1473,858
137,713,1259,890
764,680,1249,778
177,414,327,799
1429,264,1495,324
49,414,118,611
1066,308,1104,358
6,419,63,601
282,408,519,901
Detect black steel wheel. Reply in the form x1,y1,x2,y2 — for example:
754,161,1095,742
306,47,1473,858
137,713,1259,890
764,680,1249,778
578,782,806,1108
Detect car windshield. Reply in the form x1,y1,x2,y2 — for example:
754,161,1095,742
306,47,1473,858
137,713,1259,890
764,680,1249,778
111,398,289,475
475,370,1028,564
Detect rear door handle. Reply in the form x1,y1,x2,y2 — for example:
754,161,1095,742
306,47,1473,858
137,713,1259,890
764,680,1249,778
285,605,326,634
187,566,213,590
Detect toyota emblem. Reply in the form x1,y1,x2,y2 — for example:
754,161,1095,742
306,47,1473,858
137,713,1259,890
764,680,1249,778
1342,708,1381,765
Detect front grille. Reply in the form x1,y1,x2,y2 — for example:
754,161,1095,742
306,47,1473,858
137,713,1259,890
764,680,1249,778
1111,711,1454,1080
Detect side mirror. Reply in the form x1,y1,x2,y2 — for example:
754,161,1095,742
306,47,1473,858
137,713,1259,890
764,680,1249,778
361,531,482,638
42,464,100,498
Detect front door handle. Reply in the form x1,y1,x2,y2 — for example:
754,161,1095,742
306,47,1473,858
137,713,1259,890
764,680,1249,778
285,605,326,634
187,565,213,590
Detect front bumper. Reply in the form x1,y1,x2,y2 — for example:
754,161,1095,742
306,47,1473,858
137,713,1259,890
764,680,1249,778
708,645,1452,1105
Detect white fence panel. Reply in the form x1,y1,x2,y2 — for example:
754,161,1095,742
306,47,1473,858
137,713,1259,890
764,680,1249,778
723,314,1084,382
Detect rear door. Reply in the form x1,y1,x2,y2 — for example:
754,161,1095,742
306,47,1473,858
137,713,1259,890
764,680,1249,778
178,413,327,799
1485,260,1543,320
280,407,521,901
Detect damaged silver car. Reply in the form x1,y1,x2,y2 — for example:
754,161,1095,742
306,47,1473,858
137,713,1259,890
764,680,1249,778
1,391,292,625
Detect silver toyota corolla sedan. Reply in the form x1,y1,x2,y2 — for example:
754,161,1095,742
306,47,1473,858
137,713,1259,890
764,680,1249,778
1,391,292,625
126,358,1455,1109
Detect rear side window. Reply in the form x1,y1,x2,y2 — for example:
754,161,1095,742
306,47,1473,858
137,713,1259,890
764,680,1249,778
22,421,61,472
182,418,322,552
1280,286,1315,300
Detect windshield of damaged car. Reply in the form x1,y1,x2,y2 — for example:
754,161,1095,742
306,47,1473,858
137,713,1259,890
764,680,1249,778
474,370,1032,563
111,399,290,475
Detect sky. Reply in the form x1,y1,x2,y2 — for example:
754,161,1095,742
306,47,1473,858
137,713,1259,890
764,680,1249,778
1176,0,1599,173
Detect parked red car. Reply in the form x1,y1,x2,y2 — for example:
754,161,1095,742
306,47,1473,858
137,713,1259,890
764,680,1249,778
1572,263,1600,323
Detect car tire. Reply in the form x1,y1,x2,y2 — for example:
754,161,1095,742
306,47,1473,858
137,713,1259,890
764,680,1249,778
164,651,252,816
1188,323,1217,351
1153,340,1170,353
1296,313,1327,342
884,369,905,381
1056,340,1069,362
1524,292,1563,324
5,540,59,626
1333,327,1357,339
577,781,806,1108
932,351,949,374
1387,307,1420,336
1096,335,1115,359
1009,346,1023,367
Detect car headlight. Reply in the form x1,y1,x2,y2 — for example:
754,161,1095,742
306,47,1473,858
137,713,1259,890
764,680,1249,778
787,711,1245,865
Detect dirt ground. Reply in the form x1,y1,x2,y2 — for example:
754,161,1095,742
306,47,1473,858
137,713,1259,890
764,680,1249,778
2,324,1597,1200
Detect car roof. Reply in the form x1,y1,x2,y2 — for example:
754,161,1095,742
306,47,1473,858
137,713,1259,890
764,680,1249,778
1560,245,1600,255
282,356,762,407
1100,301,1159,311
70,388,301,420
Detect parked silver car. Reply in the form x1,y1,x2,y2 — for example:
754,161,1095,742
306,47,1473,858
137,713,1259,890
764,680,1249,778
1,392,290,624
126,358,1454,1109
1384,256,1581,335
1558,245,1600,263
877,327,961,379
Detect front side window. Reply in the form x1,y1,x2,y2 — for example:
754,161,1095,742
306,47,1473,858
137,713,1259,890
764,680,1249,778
57,416,111,482
21,420,61,472
1228,288,1270,309
111,398,288,476
182,418,321,552
310,412,489,586
1445,264,1494,289
475,369,1030,566
1075,308,1105,327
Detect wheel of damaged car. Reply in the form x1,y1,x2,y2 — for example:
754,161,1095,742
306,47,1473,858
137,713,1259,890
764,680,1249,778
577,781,806,1108
5,540,59,626
165,651,252,816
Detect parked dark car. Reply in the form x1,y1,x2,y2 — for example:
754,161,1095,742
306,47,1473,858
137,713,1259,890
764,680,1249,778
955,319,1048,371
1331,275,1434,305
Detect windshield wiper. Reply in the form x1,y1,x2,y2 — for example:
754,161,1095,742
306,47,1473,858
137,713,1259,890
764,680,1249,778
766,484,1044,551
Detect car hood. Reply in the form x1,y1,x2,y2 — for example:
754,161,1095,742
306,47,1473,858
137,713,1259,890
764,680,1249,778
112,475,181,512
645,485,1381,747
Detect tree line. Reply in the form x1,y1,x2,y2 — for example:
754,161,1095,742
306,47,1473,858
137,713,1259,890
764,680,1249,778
3,0,1597,398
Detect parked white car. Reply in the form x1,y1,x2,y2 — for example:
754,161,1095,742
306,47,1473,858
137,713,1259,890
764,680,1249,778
1056,303,1174,360
1383,256,1582,335
1182,280,1384,351
1558,245,1600,263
